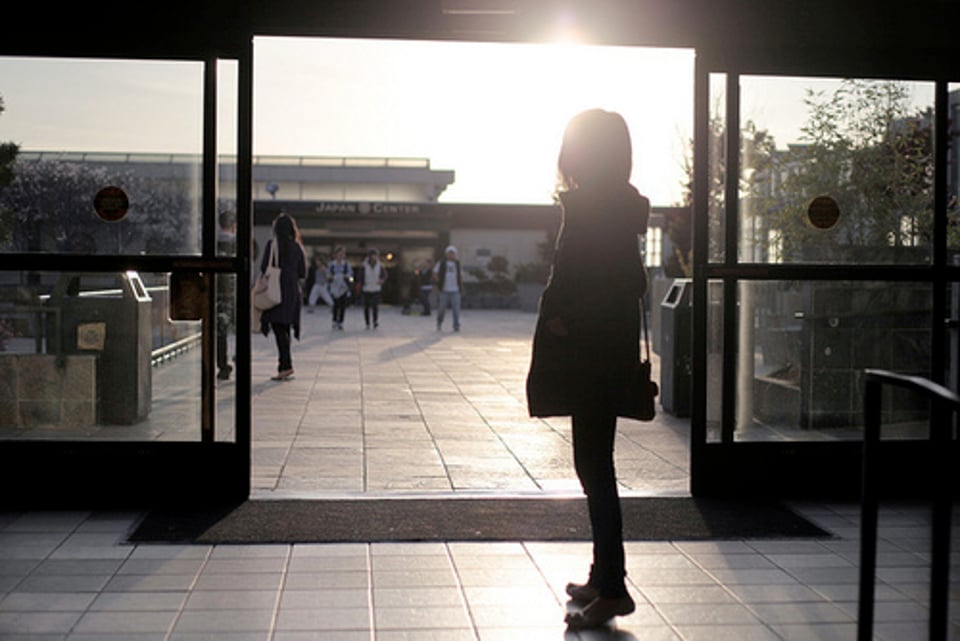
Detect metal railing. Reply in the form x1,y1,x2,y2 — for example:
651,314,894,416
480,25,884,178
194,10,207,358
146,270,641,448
8,283,201,365
858,369,959,641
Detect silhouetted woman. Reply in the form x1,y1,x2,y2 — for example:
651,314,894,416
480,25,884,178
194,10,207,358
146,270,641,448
526,109,649,629
259,212,306,381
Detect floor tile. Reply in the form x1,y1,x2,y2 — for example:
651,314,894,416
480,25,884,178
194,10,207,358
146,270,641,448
173,608,275,632
72,610,177,634
0,591,95,611
374,604,472,629
274,606,371,631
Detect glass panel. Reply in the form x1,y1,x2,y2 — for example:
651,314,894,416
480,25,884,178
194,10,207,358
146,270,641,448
948,83,960,255
740,76,935,264
737,280,931,441
947,279,960,396
707,73,726,264
706,279,724,442
217,59,239,225
213,60,239,442
0,270,209,441
0,57,204,255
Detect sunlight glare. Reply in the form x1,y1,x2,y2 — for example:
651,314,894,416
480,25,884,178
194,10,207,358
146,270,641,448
253,37,693,205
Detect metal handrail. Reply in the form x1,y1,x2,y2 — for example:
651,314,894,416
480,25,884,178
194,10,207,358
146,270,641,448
858,369,960,641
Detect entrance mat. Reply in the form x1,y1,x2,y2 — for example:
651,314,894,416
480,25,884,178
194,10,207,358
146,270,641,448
127,497,832,544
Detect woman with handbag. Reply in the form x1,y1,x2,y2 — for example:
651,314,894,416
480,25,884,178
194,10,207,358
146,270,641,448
259,212,306,381
526,109,651,629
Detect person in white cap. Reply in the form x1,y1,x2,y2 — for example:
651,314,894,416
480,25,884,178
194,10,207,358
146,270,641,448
432,245,462,331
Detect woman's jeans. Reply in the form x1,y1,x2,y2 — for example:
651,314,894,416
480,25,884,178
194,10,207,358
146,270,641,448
572,410,627,598
362,291,381,327
271,323,292,372
436,290,461,330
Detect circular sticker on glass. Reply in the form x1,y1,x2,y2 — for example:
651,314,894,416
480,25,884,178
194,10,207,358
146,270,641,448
93,186,130,222
808,195,840,230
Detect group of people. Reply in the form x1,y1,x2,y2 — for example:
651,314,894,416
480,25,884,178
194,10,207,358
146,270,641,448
235,108,649,630
306,246,390,331
301,245,464,333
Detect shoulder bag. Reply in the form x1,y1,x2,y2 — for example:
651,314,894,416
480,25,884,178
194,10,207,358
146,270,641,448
253,238,282,310
620,298,659,421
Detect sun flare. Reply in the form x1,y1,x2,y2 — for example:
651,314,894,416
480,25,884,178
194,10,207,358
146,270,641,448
254,37,693,205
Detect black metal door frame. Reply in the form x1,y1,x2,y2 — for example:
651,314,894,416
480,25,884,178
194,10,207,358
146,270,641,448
689,51,956,499
0,43,253,509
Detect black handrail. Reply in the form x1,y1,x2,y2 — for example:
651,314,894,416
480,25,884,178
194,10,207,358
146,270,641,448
858,369,959,641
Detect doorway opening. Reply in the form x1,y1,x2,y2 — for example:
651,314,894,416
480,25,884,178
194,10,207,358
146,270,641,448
248,36,696,498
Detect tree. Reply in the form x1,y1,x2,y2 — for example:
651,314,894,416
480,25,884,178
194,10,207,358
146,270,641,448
0,96,20,247
749,80,935,262
0,158,199,254
680,80,938,265
0,159,110,252
677,109,771,271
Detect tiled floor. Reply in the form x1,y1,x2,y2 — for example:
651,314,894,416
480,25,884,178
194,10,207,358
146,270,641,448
0,502,957,640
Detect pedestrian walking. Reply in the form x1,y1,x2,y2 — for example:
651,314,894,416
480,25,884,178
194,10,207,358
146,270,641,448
259,212,307,381
418,258,434,316
327,245,353,330
433,246,462,331
525,109,650,629
306,254,333,312
357,248,388,329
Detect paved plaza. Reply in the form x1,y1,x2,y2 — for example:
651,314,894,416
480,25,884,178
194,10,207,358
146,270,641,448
1,309,956,640
246,306,689,498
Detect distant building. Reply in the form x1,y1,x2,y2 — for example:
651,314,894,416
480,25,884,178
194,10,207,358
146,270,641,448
16,151,669,303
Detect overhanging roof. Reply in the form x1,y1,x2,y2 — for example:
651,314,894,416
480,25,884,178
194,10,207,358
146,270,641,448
4,1,959,79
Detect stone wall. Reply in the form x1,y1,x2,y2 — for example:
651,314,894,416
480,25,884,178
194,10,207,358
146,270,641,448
0,354,96,428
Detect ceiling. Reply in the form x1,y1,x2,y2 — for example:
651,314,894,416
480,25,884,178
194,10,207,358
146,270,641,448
5,0,958,78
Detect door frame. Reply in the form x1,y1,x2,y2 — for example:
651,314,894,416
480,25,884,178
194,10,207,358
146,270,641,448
0,44,254,509
689,50,957,499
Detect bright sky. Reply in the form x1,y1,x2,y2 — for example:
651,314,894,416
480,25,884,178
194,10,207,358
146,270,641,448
252,37,694,205
3,40,932,207
0,38,694,206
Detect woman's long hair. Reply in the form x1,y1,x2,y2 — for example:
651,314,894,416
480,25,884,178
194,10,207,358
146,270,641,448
557,109,633,192
272,212,299,263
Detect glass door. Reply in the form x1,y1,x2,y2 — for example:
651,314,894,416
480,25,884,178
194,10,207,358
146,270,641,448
691,59,955,497
0,51,252,506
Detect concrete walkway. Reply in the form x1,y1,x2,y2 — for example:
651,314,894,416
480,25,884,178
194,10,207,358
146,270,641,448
246,306,689,498
0,305,689,497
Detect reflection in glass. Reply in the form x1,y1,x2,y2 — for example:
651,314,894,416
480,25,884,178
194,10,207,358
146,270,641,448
706,279,723,442
0,57,205,255
217,58,240,237
739,77,935,264
0,271,213,441
735,280,931,441
948,83,960,253
707,73,726,264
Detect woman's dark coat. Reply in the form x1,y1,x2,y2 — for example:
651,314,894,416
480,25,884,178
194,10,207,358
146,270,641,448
526,183,650,417
259,236,306,338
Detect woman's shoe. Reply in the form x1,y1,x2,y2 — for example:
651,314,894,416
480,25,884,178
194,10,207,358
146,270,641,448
271,368,294,381
565,582,599,605
564,595,635,630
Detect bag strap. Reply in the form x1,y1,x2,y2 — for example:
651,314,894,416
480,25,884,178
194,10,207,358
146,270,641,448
640,297,652,363
269,236,278,267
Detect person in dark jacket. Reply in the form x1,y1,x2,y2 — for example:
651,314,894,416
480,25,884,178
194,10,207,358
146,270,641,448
259,212,306,381
526,109,649,629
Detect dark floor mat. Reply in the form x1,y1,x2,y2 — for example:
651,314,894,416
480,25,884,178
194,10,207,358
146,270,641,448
127,497,832,544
